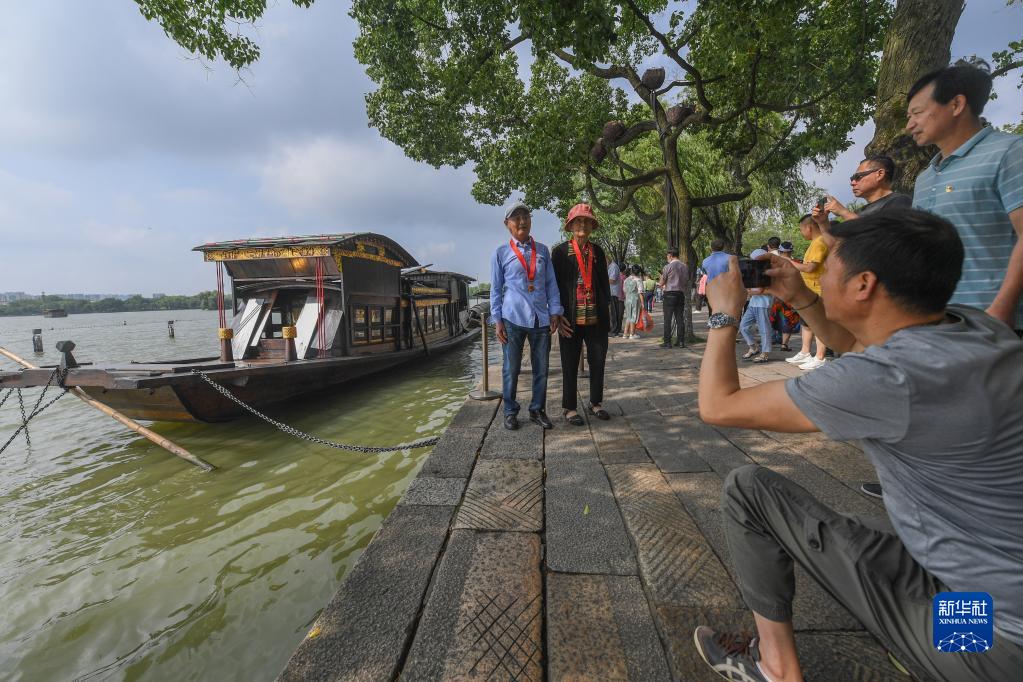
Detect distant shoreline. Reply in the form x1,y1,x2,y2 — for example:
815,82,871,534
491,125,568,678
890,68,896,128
0,292,230,318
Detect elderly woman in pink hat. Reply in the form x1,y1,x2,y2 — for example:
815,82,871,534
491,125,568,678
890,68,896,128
551,203,613,425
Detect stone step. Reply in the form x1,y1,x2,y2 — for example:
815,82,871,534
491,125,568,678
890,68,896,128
279,504,455,682
545,458,637,575
402,530,543,681
455,459,543,532
547,572,672,681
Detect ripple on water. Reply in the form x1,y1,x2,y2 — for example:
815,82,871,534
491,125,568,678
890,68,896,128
0,309,488,680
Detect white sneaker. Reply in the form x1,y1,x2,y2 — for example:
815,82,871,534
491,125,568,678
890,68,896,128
798,357,826,370
785,351,811,364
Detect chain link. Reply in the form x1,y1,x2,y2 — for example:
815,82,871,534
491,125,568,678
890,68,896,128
190,370,440,453
0,368,69,454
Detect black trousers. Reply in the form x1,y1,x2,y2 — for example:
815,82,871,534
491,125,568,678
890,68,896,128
609,297,624,334
662,291,686,344
558,324,608,411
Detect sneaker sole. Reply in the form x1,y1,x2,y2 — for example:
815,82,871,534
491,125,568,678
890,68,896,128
692,629,765,682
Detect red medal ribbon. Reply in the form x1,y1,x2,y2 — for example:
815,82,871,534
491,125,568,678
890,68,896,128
572,238,593,292
509,238,537,292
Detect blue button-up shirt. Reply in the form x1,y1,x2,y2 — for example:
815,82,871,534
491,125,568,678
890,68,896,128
913,127,1023,322
490,238,563,328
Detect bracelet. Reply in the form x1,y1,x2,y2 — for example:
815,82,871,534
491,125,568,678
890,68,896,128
793,294,820,311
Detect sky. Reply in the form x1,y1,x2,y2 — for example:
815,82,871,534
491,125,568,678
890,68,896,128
1,1,1021,295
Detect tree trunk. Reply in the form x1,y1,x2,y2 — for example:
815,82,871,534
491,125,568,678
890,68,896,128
864,0,964,194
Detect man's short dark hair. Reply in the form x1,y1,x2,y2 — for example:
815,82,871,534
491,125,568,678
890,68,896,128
907,60,993,117
667,248,679,258
767,236,781,249
828,209,963,315
862,155,896,183
799,213,814,224
710,239,725,252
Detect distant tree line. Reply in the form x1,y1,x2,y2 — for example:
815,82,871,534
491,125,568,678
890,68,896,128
0,292,231,317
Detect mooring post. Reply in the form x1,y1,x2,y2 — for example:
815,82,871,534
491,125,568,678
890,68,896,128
167,320,175,338
219,327,234,362
469,313,500,401
32,329,43,354
282,325,297,362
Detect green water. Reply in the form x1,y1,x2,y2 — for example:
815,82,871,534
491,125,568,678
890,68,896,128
0,309,495,681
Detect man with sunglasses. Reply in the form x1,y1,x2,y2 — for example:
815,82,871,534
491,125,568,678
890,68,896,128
813,155,912,225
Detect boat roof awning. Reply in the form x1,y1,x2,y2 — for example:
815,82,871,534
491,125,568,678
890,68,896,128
192,233,419,268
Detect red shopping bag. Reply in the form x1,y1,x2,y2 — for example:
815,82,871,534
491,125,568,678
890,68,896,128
636,308,654,331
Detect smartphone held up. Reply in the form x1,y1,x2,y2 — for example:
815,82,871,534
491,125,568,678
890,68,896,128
738,258,771,289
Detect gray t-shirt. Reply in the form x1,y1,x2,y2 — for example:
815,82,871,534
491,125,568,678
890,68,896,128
856,192,912,217
786,306,1023,644
662,259,688,292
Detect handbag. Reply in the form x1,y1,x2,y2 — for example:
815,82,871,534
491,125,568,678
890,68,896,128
636,307,654,331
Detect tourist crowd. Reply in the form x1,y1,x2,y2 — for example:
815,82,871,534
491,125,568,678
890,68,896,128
489,60,1022,682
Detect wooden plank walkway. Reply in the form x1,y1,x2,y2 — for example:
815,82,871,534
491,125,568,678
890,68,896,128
279,311,904,681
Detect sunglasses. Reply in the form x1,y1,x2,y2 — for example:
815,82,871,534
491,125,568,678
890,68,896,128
849,168,881,182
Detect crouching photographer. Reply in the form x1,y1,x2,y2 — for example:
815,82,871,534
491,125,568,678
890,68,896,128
691,208,1023,682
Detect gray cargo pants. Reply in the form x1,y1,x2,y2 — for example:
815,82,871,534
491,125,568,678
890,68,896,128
723,464,1023,682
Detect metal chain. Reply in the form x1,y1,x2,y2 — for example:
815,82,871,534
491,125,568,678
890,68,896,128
190,370,440,453
0,388,11,410
17,390,29,447
0,369,69,455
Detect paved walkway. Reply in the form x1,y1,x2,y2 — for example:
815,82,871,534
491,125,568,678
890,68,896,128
280,312,903,681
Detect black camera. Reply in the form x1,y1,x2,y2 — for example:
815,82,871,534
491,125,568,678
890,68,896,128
738,258,771,289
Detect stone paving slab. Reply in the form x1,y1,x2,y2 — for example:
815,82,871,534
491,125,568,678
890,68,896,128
658,605,757,681
454,459,543,532
400,476,467,506
286,328,903,682
479,406,545,459
794,632,905,681
447,397,499,429
765,432,882,489
544,416,600,463
627,412,713,473
419,426,486,479
606,464,744,611
665,471,863,633
721,431,883,517
545,458,637,575
546,572,671,681
278,504,455,682
402,530,543,681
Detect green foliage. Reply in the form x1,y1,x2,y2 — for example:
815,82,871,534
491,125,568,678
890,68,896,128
133,0,314,69
0,292,227,317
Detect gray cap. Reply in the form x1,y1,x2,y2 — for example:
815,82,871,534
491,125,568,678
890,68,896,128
504,200,530,221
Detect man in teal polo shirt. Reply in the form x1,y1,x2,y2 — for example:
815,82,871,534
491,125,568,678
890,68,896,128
907,60,1023,332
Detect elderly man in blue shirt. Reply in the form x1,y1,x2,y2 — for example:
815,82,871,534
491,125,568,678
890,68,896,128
490,201,564,431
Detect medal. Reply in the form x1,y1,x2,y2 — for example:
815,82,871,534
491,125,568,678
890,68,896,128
509,238,537,293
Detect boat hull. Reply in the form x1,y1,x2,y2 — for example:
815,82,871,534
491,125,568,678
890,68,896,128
61,329,480,423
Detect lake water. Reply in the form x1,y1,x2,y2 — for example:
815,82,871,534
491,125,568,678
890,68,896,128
0,309,496,681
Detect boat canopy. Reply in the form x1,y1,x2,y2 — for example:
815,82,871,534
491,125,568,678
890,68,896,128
192,233,419,280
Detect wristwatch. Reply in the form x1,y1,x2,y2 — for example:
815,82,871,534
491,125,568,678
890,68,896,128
707,312,739,329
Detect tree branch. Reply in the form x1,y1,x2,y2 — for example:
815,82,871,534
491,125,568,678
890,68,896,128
602,120,658,150
622,0,713,112
655,75,725,96
552,47,632,81
587,163,667,188
584,172,650,213
992,58,1023,78
741,115,800,179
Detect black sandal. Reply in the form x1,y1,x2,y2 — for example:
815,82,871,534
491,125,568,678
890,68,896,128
589,405,611,420
564,411,584,426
